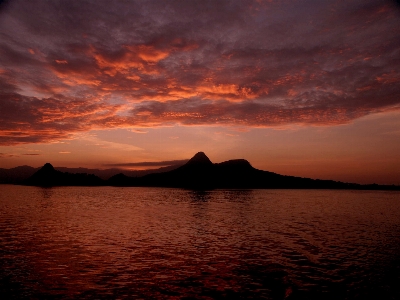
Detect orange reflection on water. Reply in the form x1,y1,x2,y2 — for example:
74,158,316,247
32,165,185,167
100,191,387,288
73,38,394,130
1,186,400,298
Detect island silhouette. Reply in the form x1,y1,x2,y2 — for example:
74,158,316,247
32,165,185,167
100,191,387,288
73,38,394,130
15,152,399,190
25,162,103,186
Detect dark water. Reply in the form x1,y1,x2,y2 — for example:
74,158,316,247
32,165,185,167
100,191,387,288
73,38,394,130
0,185,399,299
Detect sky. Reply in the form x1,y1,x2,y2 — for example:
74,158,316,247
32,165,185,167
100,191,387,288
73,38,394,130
0,0,400,184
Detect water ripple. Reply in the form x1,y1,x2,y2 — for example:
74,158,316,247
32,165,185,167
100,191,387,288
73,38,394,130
1,186,400,299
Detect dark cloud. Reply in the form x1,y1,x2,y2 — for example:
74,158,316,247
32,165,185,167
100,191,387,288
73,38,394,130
0,0,10,12
129,96,399,128
103,159,189,168
0,0,399,144
0,152,17,158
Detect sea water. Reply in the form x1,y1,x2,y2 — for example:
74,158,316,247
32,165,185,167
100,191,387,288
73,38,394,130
1,185,399,299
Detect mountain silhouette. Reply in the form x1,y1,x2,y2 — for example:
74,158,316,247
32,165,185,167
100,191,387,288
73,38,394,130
107,152,400,190
21,152,400,190
0,165,38,184
0,162,189,184
185,151,213,166
25,163,104,187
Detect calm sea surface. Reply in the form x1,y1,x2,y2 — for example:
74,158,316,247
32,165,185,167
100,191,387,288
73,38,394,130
0,185,399,299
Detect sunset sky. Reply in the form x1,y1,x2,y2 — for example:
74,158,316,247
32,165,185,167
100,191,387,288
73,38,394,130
0,0,400,184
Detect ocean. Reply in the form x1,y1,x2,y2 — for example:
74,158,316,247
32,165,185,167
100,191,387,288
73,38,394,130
1,185,399,299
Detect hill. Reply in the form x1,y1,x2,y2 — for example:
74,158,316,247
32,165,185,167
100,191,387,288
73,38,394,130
0,162,187,184
107,152,400,190
24,163,104,187
14,152,400,190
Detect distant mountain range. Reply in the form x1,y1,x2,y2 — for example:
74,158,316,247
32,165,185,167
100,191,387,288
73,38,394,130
0,162,187,184
6,152,399,190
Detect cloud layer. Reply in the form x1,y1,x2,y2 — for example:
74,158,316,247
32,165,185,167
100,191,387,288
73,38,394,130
0,0,399,144
103,159,189,168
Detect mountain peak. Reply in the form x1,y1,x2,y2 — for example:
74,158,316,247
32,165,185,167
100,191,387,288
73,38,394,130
41,163,55,172
186,152,213,165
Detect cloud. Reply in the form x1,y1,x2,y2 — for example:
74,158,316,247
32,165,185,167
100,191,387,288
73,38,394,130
0,152,18,158
129,97,400,127
0,90,121,145
81,135,142,151
130,129,148,134
0,0,399,144
103,159,189,168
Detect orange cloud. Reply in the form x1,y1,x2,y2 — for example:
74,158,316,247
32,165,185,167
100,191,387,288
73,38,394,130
287,89,299,97
136,45,169,62
376,72,400,85
55,72,101,87
1,0,400,146
130,129,148,134
91,44,170,76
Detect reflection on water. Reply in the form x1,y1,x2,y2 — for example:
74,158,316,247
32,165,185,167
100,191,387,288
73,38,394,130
0,185,400,299
189,190,212,202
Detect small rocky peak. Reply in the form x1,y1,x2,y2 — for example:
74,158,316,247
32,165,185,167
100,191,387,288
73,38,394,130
40,163,55,172
186,152,213,166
